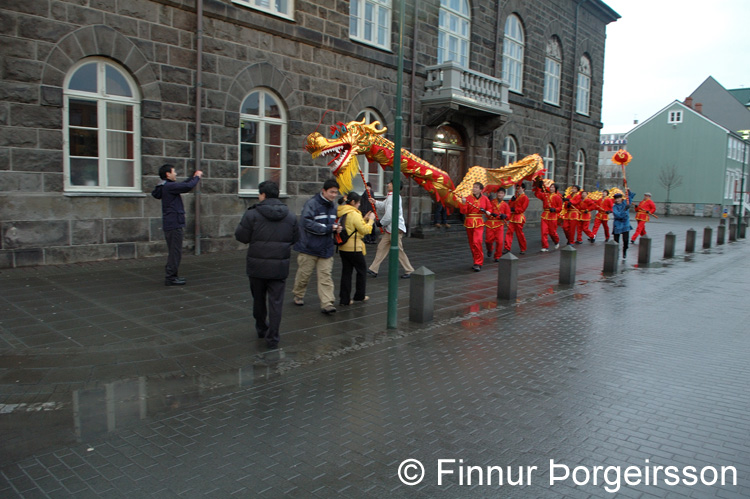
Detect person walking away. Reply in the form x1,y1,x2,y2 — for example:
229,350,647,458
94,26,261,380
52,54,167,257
631,192,656,243
591,190,613,242
235,181,299,349
578,191,597,243
533,180,561,252
504,182,529,254
460,182,492,271
612,190,636,259
337,192,376,305
367,180,415,279
292,179,341,315
484,188,510,262
152,164,202,286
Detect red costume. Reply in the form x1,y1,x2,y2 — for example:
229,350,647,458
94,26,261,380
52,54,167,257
485,198,510,260
563,193,582,245
534,187,562,249
632,197,656,242
578,196,597,242
592,196,613,241
460,194,492,266
504,192,529,253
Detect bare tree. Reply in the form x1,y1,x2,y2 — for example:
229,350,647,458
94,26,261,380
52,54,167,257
658,165,684,216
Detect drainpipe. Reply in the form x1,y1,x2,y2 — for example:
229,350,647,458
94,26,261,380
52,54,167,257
407,0,418,236
567,0,589,187
194,0,204,255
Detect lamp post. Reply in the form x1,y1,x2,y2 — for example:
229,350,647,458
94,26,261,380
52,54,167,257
739,132,748,239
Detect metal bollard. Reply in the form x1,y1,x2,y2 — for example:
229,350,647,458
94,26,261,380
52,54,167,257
603,240,619,273
703,227,712,249
685,228,696,253
559,245,577,285
638,236,652,265
409,266,435,323
729,223,737,242
497,252,518,301
717,224,725,245
664,232,676,258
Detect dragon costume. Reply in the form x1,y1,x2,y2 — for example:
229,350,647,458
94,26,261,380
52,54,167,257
305,119,545,212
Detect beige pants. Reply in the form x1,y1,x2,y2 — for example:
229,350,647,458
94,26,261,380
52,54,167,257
292,253,335,309
368,231,415,275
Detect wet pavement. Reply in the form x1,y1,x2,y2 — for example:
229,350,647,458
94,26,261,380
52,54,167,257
1,216,749,496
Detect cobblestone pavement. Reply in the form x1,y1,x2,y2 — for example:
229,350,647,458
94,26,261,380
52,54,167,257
1,217,748,496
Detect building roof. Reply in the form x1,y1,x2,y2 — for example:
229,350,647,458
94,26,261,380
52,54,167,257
728,87,750,108
626,99,733,137
688,76,750,133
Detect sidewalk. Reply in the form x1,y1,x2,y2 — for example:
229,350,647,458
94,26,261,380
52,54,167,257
0,216,744,472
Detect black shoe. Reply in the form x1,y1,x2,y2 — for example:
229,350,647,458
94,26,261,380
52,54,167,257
588,238,595,243
257,330,268,339
400,273,411,279
322,306,337,315
472,264,481,272
266,341,279,349
367,270,378,277
165,277,186,286
575,241,582,245
493,258,499,262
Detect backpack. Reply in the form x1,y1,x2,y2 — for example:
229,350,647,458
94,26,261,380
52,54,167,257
333,213,355,247
151,181,165,199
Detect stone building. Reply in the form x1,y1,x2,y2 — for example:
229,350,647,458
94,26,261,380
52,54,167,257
0,0,618,268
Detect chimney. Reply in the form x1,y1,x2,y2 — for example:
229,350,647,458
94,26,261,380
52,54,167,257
684,97,693,108
695,103,703,114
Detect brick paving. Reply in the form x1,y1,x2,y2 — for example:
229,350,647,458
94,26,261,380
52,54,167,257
1,217,749,496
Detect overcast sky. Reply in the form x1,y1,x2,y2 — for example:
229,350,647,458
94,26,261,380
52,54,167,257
600,0,750,134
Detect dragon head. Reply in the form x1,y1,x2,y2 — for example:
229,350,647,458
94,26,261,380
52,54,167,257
305,119,387,193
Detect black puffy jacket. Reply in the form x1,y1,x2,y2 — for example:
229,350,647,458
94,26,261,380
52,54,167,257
235,198,299,280
293,192,337,258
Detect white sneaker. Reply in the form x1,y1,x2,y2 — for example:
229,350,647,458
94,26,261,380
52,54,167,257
554,243,560,249
540,248,549,252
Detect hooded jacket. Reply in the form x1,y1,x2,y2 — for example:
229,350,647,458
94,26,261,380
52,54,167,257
336,203,374,255
235,198,299,280
293,192,337,258
152,175,201,231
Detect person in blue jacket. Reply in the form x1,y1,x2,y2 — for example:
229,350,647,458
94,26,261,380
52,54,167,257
152,164,202,285
291,179,341,315
611,189,636,259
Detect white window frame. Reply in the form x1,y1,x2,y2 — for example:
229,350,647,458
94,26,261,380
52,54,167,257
543,38,562,106
575,55,591,116
503,135,518,196
438,0,470,67
544,143,556,180
351,108,386,197
502,14,524,94
574,149,586,187
350,0,392,51
231,0,294,21
63,57,141,194
668,110,683,124
238,88,288,195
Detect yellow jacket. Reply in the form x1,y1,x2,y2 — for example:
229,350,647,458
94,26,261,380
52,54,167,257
336,204,374,255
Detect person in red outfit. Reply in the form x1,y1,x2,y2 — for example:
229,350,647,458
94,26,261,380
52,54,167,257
461,182,493,271
591,190,613,242
578,191,597,243
562,185,581,246
484,188,511,262
533,181,561,252
631,192,656,243
504,183,529,254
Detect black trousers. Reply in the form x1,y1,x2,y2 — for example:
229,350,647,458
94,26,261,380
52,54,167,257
164,228,184,279
613,231,630,256
250,277,286,344
339,250,367,305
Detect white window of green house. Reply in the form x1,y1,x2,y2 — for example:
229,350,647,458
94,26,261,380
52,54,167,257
63,58,141,193
232,0,294,20
502,14,524,93
438,0,470,67
574,149,586,187
350,108,386,196
350,0,391,50
239,89,287,195
575,55,591,116
668,110,683,124
544,37,562,106
544,143,556,180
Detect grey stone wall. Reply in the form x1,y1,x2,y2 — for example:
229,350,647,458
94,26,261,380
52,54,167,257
0,0,616,267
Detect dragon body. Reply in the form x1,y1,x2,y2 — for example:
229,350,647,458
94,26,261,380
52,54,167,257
306,119,545,211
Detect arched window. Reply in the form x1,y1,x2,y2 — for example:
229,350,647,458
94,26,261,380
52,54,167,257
502,135,517,165
239,89,287,194
576,54,591,116
351,108,386,196
438,0,470,67
350,0,392,50
502,14,524,93
432,123,466,187
544,143,556,181
544,37,562,106
64,58,141,192
575,149,586,187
